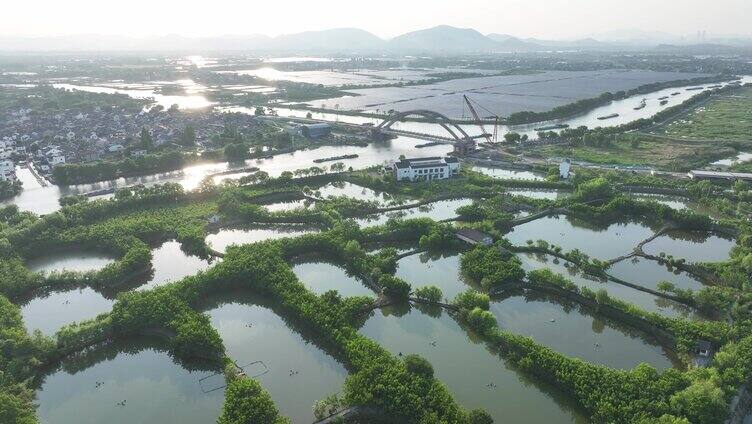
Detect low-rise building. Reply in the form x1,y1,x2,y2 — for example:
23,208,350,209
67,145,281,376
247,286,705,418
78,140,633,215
693,340,714,367
688,170,752,182
559,159,572,179
393,156,460,182
456,228,493,246
299,123,331,139
50,155,65,166
0,160,15,182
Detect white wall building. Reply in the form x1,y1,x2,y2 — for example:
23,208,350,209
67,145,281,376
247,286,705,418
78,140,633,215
50,155,66,166
559,159,572,179
0,160,16,182
393,157,460,182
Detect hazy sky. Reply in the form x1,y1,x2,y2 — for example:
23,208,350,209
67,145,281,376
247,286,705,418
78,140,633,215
2,0,751,39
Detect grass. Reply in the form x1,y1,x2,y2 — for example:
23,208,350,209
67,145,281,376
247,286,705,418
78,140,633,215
655,87,752,141
533,134,743,171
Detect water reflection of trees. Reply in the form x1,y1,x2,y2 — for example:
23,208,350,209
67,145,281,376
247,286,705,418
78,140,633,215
663,229,729,243
31,336,220,390
196,290,353,372
443,301,590,423
490,289,684,369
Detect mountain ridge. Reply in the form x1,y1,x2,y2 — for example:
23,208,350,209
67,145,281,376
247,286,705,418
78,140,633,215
0,25,749,52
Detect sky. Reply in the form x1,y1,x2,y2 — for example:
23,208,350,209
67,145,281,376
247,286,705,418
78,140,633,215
2,0,751,40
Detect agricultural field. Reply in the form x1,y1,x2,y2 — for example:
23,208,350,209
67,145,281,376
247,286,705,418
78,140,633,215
656,86,752,141
532,133,750,170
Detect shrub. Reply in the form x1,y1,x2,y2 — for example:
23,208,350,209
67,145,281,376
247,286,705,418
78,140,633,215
404,354,434,379
414,286,443,303
453,290,490,312
218,378,290,424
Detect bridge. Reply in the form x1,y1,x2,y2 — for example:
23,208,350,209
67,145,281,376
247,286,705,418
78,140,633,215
370,109,490,146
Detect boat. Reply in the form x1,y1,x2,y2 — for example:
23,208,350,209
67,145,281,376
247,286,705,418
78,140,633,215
209,166,260,177
313,154,359,163
671,92,681,96
686,87,704,91
534,124,570,131
658,96,669,100
415,142,443,149
660,100,669,106
633,99,647,110
597,113,619,120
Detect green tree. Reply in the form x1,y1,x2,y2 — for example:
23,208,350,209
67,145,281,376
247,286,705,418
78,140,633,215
414,286,443,303
574,177,614,202
139,127,153,149
669,379,726,424
217,378,289,424
404,354,434,379
178,125,196,147
468,409,494,424
504,132,522,143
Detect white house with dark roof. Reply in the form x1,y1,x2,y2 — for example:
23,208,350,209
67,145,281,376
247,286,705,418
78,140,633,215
393,157,460,182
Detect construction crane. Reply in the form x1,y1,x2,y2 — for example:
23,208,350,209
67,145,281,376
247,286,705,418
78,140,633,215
463,95,500,143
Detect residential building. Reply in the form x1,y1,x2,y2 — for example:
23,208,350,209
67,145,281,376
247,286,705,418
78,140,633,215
50,155,66,166
393,156,460,182
0,160,15,182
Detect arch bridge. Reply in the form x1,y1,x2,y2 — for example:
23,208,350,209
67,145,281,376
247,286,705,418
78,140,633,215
374,110,476,143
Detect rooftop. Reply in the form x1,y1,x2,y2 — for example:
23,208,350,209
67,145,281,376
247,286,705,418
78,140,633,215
456,228,492,242
689,170,752,179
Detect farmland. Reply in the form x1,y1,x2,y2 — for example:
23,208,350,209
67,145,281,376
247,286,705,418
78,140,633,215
656,86,752,141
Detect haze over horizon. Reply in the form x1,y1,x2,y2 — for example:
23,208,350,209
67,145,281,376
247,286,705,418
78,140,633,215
3,0,752,41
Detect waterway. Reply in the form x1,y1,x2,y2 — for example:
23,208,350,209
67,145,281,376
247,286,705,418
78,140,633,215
608,257,705,292
270,75,752,140
642,230,736,263
490,293,679,370
204,293,348,423
516,252,696,318
21,287,114,336
316,181,394,204
291,262,375,297
34,341,223,424
354,198,473,228
53,81,214,110
206,226,317,254
10,77,750,216
138,241,213,291
360,307,588,423
26,251,114,274
395,252,468,301
506,216,656,261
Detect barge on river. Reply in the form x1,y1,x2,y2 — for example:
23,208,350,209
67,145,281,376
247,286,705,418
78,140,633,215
534,124,570,131
313,154,359,163
597,113,619,120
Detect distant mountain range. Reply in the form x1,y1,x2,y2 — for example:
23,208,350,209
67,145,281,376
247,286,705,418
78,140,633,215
1,25,750,53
